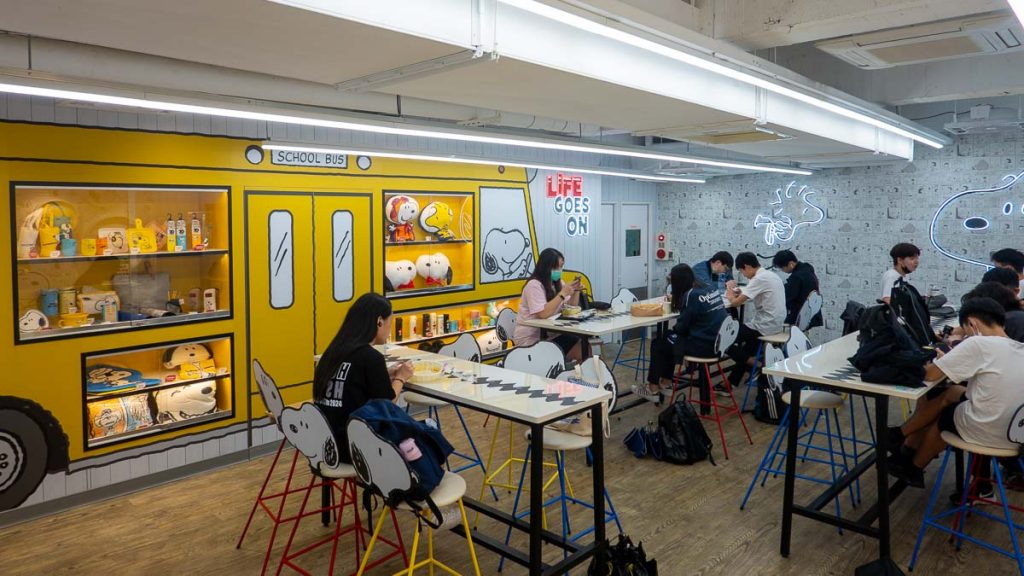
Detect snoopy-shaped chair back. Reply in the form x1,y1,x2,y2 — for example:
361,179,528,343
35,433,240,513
796,291,823,332
438,333,482,363
763,345,787,389
714,315,740,357
611,288,638,312
346,417,415,501
785,327,811,358
280,403,345,476
253,359,285,427
503,341,566,379
495,307,517,345
555,356,618,415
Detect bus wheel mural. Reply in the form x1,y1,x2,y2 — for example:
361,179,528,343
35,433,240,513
0,397,69,511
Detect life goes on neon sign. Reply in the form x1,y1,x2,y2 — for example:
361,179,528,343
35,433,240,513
546,173,590,237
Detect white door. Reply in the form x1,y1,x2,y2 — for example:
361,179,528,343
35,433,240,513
598,203,615,302
620,203,649,299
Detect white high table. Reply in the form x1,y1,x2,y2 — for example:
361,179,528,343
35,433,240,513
764,332,940,576
377,344,613,576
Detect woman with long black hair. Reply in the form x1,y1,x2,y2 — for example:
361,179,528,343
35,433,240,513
313,292,412,460
511,247,585,363
635,263,728,402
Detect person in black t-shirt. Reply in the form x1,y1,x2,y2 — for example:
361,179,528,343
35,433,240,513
313,292,413,461
772,249,823,329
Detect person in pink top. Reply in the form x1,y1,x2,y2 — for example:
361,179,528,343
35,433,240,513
511,247,585,363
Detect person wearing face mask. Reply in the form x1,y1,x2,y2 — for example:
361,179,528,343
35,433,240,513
512,247,584,363
881,242,921,305
313,292,412,461
885,298,1024,489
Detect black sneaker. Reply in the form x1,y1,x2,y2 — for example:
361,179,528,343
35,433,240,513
887,454,925,489
949,482,995,505
885,426,905,456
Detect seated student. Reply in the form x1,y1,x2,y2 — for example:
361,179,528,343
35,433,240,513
313,293,412,460
983,266,1022,298
636,263,728,402
991,248,1024,293
772,249,823,330
692,251,734,295
881,242,920,305
511,247,585,363
963,282,1024,342
886,298,1024,488
724,252,786,389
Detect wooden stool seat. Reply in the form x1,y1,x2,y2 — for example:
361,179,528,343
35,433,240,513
318,462,357,479
782,390,844,410
758,332,790,345
397,472,467,510
683,355,722,364
941,431,1020,458
403,391,450,407
526,428,593,451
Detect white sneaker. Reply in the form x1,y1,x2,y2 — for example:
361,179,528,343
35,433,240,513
631,384,661,404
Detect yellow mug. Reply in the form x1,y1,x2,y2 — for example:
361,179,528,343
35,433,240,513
81,239,97,256
58,312,92,328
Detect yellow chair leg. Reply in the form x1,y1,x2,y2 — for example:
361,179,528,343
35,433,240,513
428,523,435,576
460,499,482,576
405,522,421,576
357,505,392,576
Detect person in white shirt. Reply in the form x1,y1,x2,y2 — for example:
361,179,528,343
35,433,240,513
723,252,786,389
887,297,1024,488
881,242,920,304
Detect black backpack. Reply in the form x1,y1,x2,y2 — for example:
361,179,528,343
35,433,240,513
889,279,937,346
754,373,786,425
588,535,658,576
657,398,715,465
849,304,934,387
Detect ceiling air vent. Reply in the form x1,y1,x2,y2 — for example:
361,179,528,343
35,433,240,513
816,14,1023,69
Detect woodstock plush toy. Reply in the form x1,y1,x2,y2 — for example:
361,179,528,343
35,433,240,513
153,381,218,424
416,253,452,287
162,342,217,380
385,260,417,291
385,195,420,243
419,201,456,241
486,300,510,320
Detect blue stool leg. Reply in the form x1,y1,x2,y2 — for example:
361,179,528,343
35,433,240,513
741,406,790,509
832,408,858,509
954,452,975,550
604,488,623,534
909,447,953,572
993,461,1024,574
860,395,876,445
556,451,572,541
800,410,824,463
823,408,844,535
454,406,500,501
845,395,862,504
635,334,647,382
430,407,453,472
500,444,532,573
741,343,765,413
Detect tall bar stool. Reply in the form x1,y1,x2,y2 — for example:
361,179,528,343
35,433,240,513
739,387,857,530
610,289,649,381
909,431,1024,575
237,359,308,576
500,357,623,571
479,342,564,503
278,403,407,576
740,330,790,413
348,418,481,576
403,333,496,501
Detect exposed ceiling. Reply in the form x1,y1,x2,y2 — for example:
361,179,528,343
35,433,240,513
0,0,952,172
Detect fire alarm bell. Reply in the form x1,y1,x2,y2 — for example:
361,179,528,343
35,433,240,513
655,233,672,261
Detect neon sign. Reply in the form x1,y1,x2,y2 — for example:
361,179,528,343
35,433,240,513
546,172,590,237
753,181,825,246
930,170,1024,269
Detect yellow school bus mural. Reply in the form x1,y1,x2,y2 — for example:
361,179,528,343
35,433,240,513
0,122,590,514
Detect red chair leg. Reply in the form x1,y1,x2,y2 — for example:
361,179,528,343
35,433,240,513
238,438,286,549
718,360,754,445
276,476,317,576
261,448,301,576
705,363,729,459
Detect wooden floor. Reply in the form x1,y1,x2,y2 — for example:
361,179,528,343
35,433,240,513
2,350,1021,575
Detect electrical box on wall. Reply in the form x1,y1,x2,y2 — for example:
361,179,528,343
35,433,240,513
655,233,672,261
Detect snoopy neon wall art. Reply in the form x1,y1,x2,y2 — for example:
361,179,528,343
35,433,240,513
753,181,825,246
930,170,1024,269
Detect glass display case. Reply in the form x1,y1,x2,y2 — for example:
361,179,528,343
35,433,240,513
83,335,233,449
13,184,231,342
383,191,474,298
391,298,518,361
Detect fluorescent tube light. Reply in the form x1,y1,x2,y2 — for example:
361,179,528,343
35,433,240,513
0,81,807,175
499,0,944,150
261,143,707,183
1010,0,1024,28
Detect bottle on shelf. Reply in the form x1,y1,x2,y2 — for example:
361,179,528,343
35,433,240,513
175,213,187,252
166,213,176,252
190,213,202,250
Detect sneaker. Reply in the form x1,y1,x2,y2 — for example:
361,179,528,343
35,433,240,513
949,482,995,505
713,383,731,397
887,454,925,489
885,427,905,456
631,384,661,404
1004,471,1024,492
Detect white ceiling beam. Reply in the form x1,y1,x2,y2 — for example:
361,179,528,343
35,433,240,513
708,0,1006,50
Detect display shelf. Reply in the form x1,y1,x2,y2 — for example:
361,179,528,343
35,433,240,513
386,283,474,299
394,325,498,346
18,249,229,264
89,410,230,448
86,373,231,402
20,310,231,342
384,239,472,247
